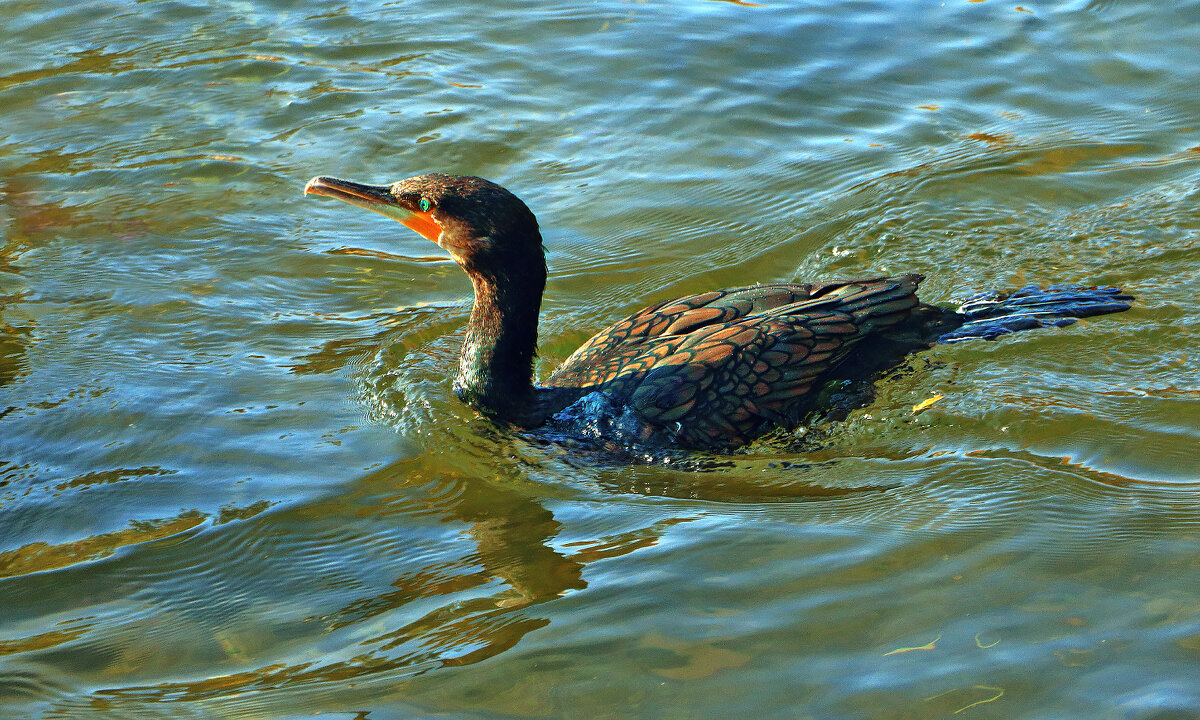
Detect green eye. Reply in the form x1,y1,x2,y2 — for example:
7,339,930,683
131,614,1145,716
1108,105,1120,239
419,198,431,212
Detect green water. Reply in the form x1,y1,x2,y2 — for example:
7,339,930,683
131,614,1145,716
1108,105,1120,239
2,1,1198,718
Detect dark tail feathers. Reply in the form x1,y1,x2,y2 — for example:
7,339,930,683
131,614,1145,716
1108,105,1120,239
937,284,1134,343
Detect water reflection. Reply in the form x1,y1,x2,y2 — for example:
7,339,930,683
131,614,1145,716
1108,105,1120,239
9,454,689,713
0,507,205,580
326,457,588,670
0,176,44,388
0,311,30,389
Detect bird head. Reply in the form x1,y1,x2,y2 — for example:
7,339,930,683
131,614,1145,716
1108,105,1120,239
304,173,542,276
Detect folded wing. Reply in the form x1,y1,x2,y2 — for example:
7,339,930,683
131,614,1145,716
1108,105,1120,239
545,274,926,447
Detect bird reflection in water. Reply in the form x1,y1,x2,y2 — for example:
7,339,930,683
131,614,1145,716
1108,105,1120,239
323,456,590,669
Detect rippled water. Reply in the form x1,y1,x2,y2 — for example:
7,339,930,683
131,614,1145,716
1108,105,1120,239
2,1,1199,718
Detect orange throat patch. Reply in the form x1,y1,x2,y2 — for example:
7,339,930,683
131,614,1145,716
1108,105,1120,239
401,211,441,242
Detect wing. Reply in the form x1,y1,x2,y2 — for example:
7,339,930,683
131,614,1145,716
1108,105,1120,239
546,275,926,448
546,283,821,388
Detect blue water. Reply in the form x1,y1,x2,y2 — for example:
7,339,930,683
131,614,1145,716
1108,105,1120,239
2,1,1199,718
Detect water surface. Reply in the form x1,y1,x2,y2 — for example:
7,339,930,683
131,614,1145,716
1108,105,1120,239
2,1,1199,718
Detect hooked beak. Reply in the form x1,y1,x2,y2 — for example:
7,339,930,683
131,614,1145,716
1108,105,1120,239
304,176,441,242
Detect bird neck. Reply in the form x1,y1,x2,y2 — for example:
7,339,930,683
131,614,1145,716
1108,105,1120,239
453,247,547,426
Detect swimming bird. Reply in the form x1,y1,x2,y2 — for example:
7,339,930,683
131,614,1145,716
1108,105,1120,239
304,173,1132,450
